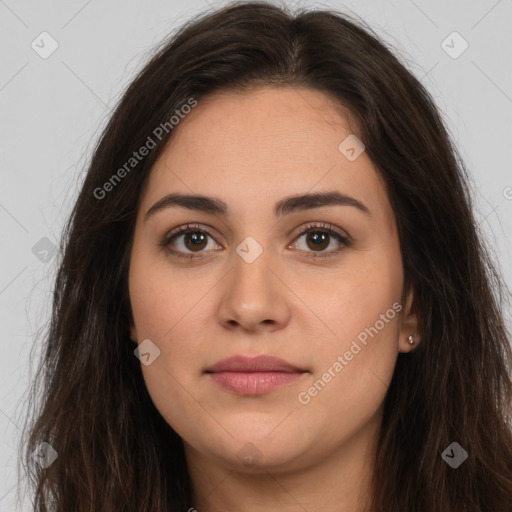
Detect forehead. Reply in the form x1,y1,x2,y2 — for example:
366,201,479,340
157,86,360,172
141,87,391,224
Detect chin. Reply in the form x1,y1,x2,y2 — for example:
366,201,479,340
193,423,311,472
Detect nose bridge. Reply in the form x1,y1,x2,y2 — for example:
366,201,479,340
216,233,291,330
231,234,275,302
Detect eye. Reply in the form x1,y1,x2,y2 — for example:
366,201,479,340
160,222,350,260
160,224,221,259
289,222,350,258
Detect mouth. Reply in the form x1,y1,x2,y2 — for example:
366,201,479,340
205,355,308,396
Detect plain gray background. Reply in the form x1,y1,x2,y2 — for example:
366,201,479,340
1,0,511,509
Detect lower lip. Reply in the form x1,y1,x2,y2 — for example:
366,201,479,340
208,371,304,395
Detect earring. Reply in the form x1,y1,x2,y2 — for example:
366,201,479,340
408,335,415,345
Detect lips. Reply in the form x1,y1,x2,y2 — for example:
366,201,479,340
205,355,307,395
206,355,304,373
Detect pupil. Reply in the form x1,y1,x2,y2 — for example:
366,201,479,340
183,231,330,253
186,233,206,251
308,232,328,250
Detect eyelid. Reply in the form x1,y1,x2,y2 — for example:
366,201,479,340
160,221,351,258
287,222,351,259
159,223,220,258
289,221,351,244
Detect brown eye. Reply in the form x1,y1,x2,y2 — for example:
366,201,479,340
161,222,350,260
305,231,330,251
291,223,350,258
182,232,208,252
161,224,221,258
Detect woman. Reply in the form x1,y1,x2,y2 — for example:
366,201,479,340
20,1,512,510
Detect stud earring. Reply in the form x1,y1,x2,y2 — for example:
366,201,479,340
408,335,415,345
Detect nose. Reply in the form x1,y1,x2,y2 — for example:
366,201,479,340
216,243,292,333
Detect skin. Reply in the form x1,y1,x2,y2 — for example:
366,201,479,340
128,86,419,512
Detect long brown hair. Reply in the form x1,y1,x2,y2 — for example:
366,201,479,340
19,1,512,510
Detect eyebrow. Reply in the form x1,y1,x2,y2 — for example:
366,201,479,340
144,191,371,220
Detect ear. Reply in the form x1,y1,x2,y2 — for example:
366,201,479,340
398,286,420,353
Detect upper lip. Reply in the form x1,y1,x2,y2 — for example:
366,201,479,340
205,355,305,373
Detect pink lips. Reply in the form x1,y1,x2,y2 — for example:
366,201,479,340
205,355,306,396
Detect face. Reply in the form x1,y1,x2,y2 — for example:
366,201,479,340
128,86,418,473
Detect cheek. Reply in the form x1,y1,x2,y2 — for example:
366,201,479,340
296,296,400,451
129,255,217,429
130,283,210,440
128,245,213,342
295,247,402,422
129,273,210,381
295,243,403,352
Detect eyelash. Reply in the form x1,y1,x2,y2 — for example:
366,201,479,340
159,222,351,260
